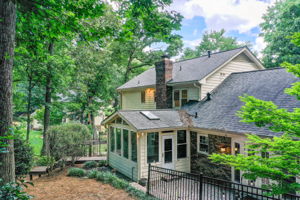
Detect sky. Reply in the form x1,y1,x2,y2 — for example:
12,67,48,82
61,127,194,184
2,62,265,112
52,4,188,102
169,0,276,56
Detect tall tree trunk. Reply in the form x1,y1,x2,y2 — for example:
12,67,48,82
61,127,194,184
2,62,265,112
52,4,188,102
41,42,54,156
26,77,33,142
0,0,16,184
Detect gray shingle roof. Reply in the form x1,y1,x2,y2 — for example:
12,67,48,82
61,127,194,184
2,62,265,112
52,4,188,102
117,47,246,90
183,68,300,137
118,110,190,131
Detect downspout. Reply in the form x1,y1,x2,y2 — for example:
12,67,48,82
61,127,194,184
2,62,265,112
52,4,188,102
193,81,202,101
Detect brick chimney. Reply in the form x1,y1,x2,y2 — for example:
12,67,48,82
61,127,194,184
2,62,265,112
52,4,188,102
155,55,173,109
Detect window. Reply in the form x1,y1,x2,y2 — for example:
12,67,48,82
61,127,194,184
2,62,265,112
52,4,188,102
248,148,255,156
234,168,241,183
177,130,187,159
110,127,115,152
174,89,188,107
131,131,137,162
141,90,145,103
234,143,240,155
181,90,188,106
147,132,159,163
116,128,121,155
174,90,180,107
123,129,129,158
261,152,269,158
198,134,209,153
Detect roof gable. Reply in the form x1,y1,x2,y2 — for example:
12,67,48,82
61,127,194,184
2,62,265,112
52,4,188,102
117,47,263,90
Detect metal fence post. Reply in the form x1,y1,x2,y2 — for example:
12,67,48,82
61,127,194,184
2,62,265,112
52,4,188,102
199,173,203,200
147,163,151,195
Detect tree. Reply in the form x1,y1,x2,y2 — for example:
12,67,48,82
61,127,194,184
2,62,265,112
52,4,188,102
181,29,248,59
210,33,300,195
48,123,91,165
261,0,300,68
0,0,17,184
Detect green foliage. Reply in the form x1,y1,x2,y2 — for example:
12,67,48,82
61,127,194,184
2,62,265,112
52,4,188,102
47,123,91,162
87,170,98,179
181,29,248,59
98,160,107,167
261,0,300,68
35,156,55,168
83,161,98,169
210,33,300,195
67,168,86,177
14,135,34,176
0,182,31,200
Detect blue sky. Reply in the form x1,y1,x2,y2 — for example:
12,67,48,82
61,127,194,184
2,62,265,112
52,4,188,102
169,0,276,56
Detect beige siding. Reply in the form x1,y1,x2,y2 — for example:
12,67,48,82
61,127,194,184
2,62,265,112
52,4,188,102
201,57,259,99
121,88,156,110
139,131,190,179
109,152,138,181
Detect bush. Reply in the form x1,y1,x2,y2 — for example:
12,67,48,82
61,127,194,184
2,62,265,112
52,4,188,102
48,123,91,164
96,171,115,183
67,168,86,177
35,156,55,168
0,182,31,200
14,135,34,177
87,170,99,179
98,160,107,167
83,161,98,169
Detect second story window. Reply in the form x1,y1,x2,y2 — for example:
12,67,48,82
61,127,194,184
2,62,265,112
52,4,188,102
141,90,146,103
174,89,188,108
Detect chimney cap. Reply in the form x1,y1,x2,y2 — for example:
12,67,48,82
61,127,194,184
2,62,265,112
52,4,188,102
161,54,170,59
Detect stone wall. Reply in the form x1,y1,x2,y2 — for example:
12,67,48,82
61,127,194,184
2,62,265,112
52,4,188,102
190,131,232,181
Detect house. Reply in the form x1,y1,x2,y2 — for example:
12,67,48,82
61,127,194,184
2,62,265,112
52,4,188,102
102,47,299,187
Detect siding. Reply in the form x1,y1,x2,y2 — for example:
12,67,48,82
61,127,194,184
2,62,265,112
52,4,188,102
201,55,259,99
109,152,138,181
172,84,200,108
121,88,156,110
139,131,190,179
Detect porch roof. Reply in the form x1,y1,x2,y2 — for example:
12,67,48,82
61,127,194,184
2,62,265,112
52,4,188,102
103,110,192,131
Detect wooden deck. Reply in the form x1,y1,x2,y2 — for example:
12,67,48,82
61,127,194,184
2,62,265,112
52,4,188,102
65,156,106,163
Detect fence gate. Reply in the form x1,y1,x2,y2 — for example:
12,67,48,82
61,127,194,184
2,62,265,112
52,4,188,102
147,164,300,200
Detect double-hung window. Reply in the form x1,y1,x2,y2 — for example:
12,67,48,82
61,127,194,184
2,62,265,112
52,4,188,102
147,132,159,163
198,134,209,153
173,89,188,107
177,130,187,159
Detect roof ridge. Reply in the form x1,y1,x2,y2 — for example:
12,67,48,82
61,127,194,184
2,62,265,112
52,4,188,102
231,67,283,75
174,46,246,64
119,109,176,112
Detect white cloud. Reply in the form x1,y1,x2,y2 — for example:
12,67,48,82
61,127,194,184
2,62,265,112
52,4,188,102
170,0,276,33
253,36,266,57
192,29,198,36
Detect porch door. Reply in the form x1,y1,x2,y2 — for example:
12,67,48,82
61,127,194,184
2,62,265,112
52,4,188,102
162,135,175,169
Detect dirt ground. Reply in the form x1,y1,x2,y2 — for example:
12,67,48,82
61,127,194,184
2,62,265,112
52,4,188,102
25,168,135,200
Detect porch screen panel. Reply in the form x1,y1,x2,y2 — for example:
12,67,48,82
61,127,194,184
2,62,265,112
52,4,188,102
131,131,137,162
110,127,115,152
147,132,159,163
177,130,187,158
123,129,129,158
116,128,121,155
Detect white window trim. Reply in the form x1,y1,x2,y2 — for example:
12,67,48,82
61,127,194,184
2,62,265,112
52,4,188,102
173,89,189,108
197,133,209,155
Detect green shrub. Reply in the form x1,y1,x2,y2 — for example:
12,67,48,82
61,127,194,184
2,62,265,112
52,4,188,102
111,177,129,189
98,160,107,167
87,170,99,179
14,135,34,177
96,171,115,183
36,156,55,168
83,161,98,169
67,168,86,177
0,182,32,200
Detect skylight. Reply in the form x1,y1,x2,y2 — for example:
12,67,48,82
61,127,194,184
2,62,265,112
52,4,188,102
140,111,160,120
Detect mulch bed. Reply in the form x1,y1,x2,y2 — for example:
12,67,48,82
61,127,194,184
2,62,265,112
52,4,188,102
24,167,135,200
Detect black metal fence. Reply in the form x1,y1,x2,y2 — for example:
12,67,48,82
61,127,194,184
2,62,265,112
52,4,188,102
147,164,300,200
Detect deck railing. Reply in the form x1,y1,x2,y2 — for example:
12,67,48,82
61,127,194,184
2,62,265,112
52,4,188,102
147,164,300,200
